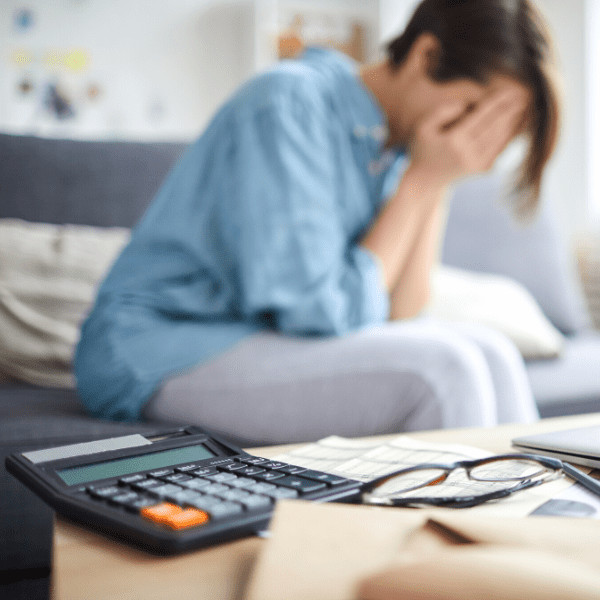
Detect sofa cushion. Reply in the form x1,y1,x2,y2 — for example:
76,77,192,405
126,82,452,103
0,219,129,387
526,331,600,416
443,173,592,336
424,265,565,359
0,133,186,227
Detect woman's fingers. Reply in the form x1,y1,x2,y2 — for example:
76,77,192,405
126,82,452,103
474,100,528,169
464,88,526,140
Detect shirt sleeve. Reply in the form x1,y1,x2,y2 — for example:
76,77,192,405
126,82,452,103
225,85,389,336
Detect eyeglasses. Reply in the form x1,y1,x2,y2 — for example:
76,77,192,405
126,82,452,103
361,453,600,509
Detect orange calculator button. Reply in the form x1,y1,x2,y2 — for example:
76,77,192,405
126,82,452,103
141,502,182,525
164,508,210,530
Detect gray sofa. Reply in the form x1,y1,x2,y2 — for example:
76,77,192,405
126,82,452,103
1,132,599,598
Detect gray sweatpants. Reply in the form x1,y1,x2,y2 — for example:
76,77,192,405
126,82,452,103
144,319,539,446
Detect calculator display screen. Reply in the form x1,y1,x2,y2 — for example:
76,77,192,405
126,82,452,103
56,445,216,486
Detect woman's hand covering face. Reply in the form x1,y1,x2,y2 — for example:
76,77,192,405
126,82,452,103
409,86,530,187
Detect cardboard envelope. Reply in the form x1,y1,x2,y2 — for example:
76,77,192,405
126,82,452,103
243,500,600,600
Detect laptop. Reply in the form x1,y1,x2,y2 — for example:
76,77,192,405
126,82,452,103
512,425,600,469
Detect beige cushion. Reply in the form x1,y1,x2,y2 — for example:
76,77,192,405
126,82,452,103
0,219,129,387
424,265,565,359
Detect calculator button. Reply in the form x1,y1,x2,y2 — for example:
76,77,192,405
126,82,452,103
109,491,140,506
219,461,247,472
206,501,244,520
296,470,352,486
141,502,182,525
148,468,174,478
147,484,184,498
217,489,252,502
131,478,163,491
164,508,210,530
260,461,287,469
237,466,266,477
175,464,201,472
245,482,277,494
279,465,307,475
200,483,230,496
119,474,146,485
178,478,212,491
240,457,268,465
187,495,226,513
240,494,272,510
88,486,121,499
192,467,220,477
274,476,327,493
262,487,299,499
127,498,158,512
227,477,258,489
165,489,204,505
161,473,194,484
253,471,286,482
203,472,238,483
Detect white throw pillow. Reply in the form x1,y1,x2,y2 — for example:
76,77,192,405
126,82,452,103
423,265,564,359
0,219,130,387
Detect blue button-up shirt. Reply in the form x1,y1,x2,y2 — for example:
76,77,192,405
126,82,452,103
75,48,406,421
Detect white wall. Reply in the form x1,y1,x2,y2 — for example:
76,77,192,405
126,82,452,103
0,0,378,142
0,0,256,141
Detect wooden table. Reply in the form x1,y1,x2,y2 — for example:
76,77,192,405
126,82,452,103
51,412,600,600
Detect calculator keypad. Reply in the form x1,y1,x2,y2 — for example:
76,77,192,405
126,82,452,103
84,457,358,531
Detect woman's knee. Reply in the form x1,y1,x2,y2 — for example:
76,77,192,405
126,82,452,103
355,324,498,427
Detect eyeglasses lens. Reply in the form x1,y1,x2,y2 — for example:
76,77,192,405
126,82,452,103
373,468,449,497
469,458,548,482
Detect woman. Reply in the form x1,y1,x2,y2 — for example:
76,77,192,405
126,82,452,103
75,0,560,445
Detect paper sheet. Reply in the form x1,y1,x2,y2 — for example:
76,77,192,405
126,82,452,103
273,435,545,502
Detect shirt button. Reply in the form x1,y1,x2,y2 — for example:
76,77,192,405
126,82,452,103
370,125,388,142
353,124,367,138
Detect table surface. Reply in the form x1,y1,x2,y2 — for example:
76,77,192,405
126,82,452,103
51,412,600,600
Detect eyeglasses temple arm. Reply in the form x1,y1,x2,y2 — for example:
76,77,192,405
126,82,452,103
561,462,600,499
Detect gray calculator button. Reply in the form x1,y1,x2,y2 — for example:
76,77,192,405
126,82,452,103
204,472,238,483
161,473,193,483
89,486,121,498
241,495,272,510
119,474,146,485
166,489,204,504
128,498,157,512
192,467,220,477
218,489,251,502
263,487,299,499
131,479,163,490
207,501,244,520
148,484,184,498
245,482,277,494
227,477,257,489
200,483,230,496
188,495,224,510
148,469,174,478
178,478,212,490
110,491,140,505
175,464,200,472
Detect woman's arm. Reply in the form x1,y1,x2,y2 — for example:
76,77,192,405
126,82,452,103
361,88,528,319
388,191,446,319
361,165,448,318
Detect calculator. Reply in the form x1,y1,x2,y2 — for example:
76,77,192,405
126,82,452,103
5,426,363,554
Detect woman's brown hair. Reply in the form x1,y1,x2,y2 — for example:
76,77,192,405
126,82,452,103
387,0,561,216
